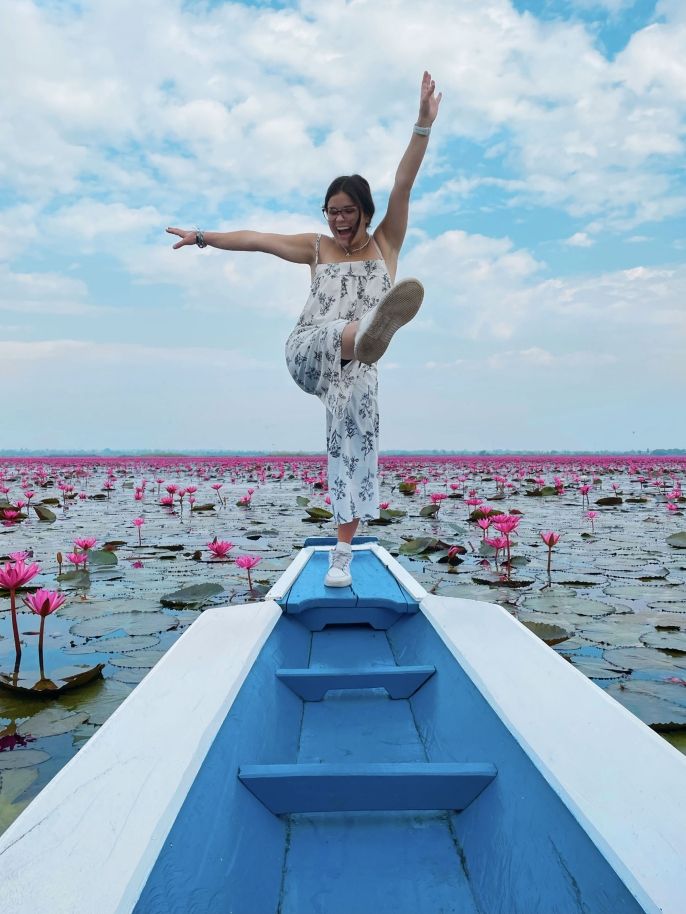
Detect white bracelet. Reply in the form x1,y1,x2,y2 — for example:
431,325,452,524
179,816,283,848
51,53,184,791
413,123,431,137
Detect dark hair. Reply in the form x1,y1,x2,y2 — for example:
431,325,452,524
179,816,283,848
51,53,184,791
323,174,375,227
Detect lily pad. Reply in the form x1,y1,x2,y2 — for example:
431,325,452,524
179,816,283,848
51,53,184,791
305,507,333,520
549,572,606,586
160,583,225,609
107,650,166,669
521,621,571,646
109,667,151,685
577,619,650,648
33,505,56,522
0,664,105,696
604,646,686,676
568,655,630,680
522,594,615,617
0,749,51,770
398,537,440,556
70,611,178,638
16,708,89,739
605,584,686,602
596,496,623,506
89,549,118,566
666,532,686,549
435,583,518,605
0,768,38,804
419,504,439,517
605,680,686,730
68,634,161,654
640,630,686,652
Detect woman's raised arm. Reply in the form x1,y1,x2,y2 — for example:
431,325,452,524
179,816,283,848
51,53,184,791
166,228,317,265
376,71,442,259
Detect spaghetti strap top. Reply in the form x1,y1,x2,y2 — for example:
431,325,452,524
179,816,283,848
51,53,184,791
314,233,387,270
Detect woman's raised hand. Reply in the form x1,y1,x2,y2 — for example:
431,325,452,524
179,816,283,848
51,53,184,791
418,71,442,125
166,227,197,250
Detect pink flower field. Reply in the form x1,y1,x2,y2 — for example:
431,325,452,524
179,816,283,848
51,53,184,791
1,453,685,832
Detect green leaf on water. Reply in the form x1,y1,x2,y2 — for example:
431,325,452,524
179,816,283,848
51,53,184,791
0,749,51,770
160,582,225,609
523,594,615,616
521,620,571,646
89,549,118,566
640,630,686,652
605,680,686,731
666,532,686,549
16,708,89,739
398,537,439,555
419,504,439,517
595,496,623,506
70,610,178,638
305,507,333,520
33,505,56,522
296,496,310,507
568,655,629,679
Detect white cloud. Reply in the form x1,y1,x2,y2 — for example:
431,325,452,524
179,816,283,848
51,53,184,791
0,0,684,229
0,266,96,315
565,232,594,247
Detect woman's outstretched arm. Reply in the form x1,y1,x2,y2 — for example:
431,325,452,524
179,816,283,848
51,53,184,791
166,228,316,265
376,71,442,259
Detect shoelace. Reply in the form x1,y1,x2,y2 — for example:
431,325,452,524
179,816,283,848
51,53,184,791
330,550,351,572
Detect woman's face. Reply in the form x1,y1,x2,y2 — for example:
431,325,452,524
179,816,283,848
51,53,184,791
325,191,368,248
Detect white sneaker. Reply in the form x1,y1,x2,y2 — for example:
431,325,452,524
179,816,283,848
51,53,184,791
324,544,353,587
354,278,424,365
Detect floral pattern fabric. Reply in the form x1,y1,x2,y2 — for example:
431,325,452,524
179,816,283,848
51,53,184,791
285,235,391,524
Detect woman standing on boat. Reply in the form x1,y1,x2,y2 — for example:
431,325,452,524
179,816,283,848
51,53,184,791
168,71,441,588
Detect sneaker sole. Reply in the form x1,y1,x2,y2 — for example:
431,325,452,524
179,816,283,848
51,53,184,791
324,573,352,588
355,278,424,365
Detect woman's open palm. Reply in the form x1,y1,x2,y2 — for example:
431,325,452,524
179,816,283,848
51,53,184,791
419,71,442,125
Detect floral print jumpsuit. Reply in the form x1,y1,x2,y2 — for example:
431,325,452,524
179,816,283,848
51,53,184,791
285,234,392,524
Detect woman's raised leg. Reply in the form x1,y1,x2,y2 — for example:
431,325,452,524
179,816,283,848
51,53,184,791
340,321,359,360
337,517,359,544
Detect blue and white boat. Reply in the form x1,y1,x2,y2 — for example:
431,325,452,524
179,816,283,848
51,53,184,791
1,537,685,914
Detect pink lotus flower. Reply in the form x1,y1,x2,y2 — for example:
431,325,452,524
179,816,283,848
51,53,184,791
133,517,144,546
9,550,31,562
477,517,491,536
160,495,174,507
74,537,97,551
492,514,521,535
0,559,41,661
67,552,88,568
540,530,561,582
585,510,598,533
23,588,67,675
0,559,41,591
485,535,508,566
236,554,261,590
207,540,234,559
23,588,66,618
379,501,390,510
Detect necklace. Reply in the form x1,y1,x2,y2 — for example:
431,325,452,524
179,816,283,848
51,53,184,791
342,234,371,257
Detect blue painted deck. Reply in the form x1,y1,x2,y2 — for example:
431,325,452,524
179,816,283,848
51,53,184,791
135,544,645,914
280,544,419,630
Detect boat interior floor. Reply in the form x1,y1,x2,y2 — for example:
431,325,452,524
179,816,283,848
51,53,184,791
271,623,481,914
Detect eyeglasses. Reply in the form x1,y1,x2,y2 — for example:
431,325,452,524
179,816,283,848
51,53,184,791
323,205,358,220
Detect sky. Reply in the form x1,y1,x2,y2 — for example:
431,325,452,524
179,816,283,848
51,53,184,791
1,0,684,453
